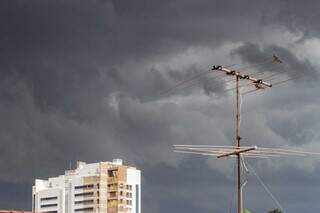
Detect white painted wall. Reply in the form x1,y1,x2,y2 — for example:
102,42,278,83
127,168,141,213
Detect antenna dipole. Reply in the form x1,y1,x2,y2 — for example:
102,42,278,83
212,65,272,213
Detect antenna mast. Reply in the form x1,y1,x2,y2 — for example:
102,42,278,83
236,75,241,213
173,58,320,213
212,65,272,213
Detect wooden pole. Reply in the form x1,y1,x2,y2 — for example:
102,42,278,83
236,75,242,213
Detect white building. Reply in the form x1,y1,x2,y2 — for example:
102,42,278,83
32,159,141,213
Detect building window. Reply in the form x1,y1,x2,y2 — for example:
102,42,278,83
33,195,36,211
41,203,58,208
126,185,132,190
40,196,58,201
109,191,117,197
74,207,94,212
75,192,94,197
136,184,139,213
74,184,94,189
108,169,117,177
108,183,118,191
126,192,132,198
74,199,94,204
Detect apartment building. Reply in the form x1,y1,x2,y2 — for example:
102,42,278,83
32,159,141,213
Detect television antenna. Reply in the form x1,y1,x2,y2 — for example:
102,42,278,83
171,57,320,213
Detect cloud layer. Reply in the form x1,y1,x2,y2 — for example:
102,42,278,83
1,0,320,212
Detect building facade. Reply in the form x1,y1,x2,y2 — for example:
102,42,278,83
32,159,141,213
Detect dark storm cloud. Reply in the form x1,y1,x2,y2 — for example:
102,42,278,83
266,0,320,39
0,181,30,209
233,42,319,80
232,43,320,147
1,0,320,213
142,158,238,212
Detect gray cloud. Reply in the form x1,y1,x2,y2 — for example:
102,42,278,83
232,42,319,79
1,0,320,213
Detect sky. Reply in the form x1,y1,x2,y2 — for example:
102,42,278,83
1,0,320,212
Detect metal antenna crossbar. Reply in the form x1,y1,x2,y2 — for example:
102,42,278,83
212,65,272,89
217,146,257,158
173,145,320,158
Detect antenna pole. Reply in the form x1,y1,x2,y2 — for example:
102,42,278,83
236,75,240,148
173,61,303,213
210,64,272,213
210,65,272,213
236,75,242,213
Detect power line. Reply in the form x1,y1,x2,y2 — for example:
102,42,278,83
233,59,274,71
175,72,226,93
219,63,288,94
242,74,301,95
157,64,236,97
158,69,212,96
194,63,284,95
157,60,278,98
219,71,267,94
